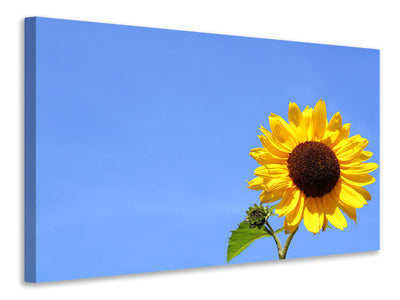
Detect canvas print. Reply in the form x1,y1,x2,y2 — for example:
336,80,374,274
25,17,380,283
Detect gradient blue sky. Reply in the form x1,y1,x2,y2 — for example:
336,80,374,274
32,17,379,282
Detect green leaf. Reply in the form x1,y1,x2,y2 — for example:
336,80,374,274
237,221,251,229
275,227,284,234
227,222,271,262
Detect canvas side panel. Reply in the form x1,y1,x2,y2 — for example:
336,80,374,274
24,17,37,283
377,49,381,251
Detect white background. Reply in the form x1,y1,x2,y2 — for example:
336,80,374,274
1,1,398,299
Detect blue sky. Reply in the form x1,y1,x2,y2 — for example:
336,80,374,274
32,17,379,282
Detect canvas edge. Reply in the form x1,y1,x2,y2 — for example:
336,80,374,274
24,16,37,283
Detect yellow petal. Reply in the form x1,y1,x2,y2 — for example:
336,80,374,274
338,150,371,166
321,131,336,147
254,164,289,178
334,135,369,158
318,199,325,231
247,177,265,190
276,188,299,217
260,189,286,203
288,102,307,142
341,172,376,186
322,217,329,231
339,151,373,166
291,123,308,143
341,162,379,174
285,191,305,226
335,181,368,208
283,217,299,233
359,151,373,162
303,198,322,233
264,177,290,191
312,100,327,139
322,193,348,230
250,148,286,165
338,199,357,223
269,113,297,146
350,185,372,201
326,112,342,131
302,106,313,141
259,127,292,156
330,123,351,147
288,102,303,126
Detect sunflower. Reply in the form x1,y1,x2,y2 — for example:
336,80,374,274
248,100,378,234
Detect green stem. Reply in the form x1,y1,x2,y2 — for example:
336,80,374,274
266,221,283,258
266,221,298,260
280,227,298,259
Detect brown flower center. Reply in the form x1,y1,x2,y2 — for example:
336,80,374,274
287,141,340,198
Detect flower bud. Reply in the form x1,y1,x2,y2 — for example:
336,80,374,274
246,204,269,229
